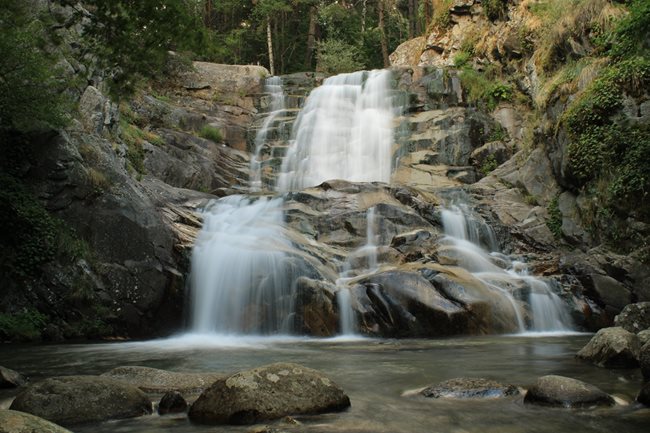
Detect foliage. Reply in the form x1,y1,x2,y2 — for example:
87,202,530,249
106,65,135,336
198,125,223,142
0,309,47,341
546,196,563,239
453,51,471,68
459,68,513,110
316,39,365,75
0,0,70,133
488,123,509,142
84,0,205,97
608,0,650,59
480,155,498,176
482,0,507,21
431,0,453,29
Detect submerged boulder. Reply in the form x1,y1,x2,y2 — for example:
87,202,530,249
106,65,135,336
0,366,27,388
158,391,188,415
614,302,650,334
524,375,614,408
102,365,225,394
0,410,72,433
188,362,350,425
9,376,152,426
576,327,641,368
421,377,519,399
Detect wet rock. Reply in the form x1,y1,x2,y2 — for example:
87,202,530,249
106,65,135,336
0,409,72,433
637,382,650,406
421,377,519,399
469,141,511,170
188,362,350,425
352,270,472,337
614,302,650,334
0,366,27,388
158,391,188,415
576,327,641,368
640,341,650,382
9,376,152,426
102,366,225,394
590,274,632,312
524,375,614,408
291,277,338,337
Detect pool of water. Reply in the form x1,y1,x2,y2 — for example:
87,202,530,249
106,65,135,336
1,334,648,433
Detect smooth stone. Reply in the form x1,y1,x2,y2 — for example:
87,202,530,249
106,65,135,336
576,327,641,368
0,409,72,433
188,362,350,425
0,366,27,388
102,365,225,394
9,375,152,426
421,377,519,399
614,302,650,334
524,375,615,408
158,391,188,415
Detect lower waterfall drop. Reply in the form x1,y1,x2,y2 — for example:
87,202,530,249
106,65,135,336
440,204,574,333
189,195,296,334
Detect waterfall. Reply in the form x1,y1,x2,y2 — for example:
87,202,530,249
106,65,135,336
250,76,286,191
277,70,395,192
189,195,296,334
440,204,573,333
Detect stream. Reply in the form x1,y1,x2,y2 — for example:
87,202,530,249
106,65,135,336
1,334,648,432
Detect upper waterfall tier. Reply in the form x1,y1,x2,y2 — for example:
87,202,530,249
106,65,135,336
277,70,396,192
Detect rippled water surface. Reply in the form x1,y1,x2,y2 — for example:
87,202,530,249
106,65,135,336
1,334,648,433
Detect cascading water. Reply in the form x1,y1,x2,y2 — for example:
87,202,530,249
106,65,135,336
440,204,573,333
250,76,286,191
188,70,397,336
277,70,395,192
189,195,296,334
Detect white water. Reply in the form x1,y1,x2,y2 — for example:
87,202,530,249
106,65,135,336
440,204,573,333
189,195,295,334
277,70,395,191
250,76,286,191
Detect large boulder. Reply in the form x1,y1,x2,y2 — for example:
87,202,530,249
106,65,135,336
576,327,641,368
102,365,225,394
158,391,188,415
0,410,72,433
614,302,650,334
188,362,350,425
524,375,615,408
9,376,152,426
0,366,27,388
421,377,519,399
352,270,472,337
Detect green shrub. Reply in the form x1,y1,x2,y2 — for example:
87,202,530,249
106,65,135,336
488,124,509,142
546,196,563,239
0,309,47,341
459,69,513,110
454,51,471,68
483,0,508,21
316,39,364,75
480,155,498,175
199,125,223,142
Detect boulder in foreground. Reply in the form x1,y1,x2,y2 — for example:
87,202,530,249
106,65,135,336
188,362,350,425
421,377,519,399
524,375,614,408
0,366,27,388
102,365,225,394
9,376,152,426
0,409,72,433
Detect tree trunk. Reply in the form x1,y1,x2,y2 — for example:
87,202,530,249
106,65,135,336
267,18,275,75
305,5,317,68
204,0,212,28
378,0,389,67
408,0,416,38
362,0,367,33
